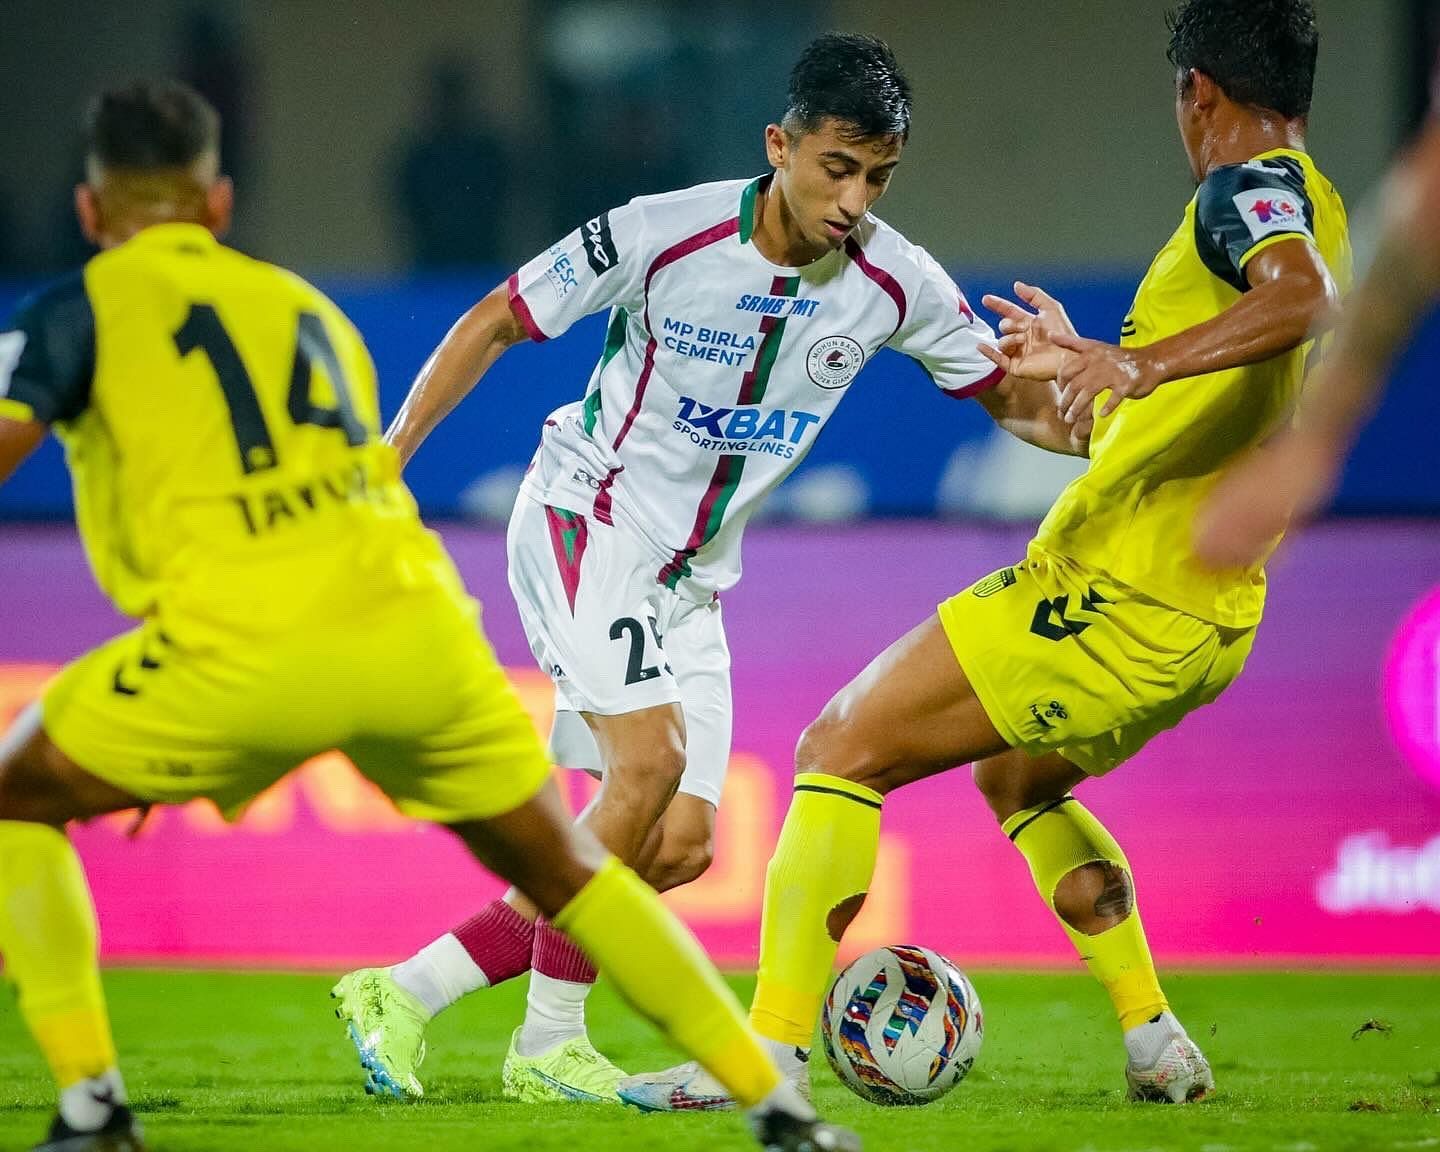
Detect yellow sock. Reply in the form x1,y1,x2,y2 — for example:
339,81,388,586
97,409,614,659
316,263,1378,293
0,822,117,1087
1002,797,1168,1030
554,855,781,1108
751,773,883,1048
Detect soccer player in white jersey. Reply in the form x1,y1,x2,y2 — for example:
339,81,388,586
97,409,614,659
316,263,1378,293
333,33,1087,1104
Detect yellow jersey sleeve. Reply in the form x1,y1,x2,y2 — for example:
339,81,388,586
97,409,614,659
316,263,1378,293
1194,156,1317,292
0,272,95,426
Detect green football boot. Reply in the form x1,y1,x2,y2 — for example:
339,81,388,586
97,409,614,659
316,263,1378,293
331,967,428,1099
500,1028,628,1104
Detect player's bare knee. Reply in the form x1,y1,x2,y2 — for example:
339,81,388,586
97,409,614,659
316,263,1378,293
971,759,1022,820
795,711,888,790
613,743,687,801
0,716,126,825
973,752,1083,823
1053,860,1134,935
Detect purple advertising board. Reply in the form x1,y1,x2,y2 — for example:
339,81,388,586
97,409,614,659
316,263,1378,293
1,521,1437,967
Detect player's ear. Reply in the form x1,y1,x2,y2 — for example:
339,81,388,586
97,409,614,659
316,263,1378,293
765,123,789,170
74,184,102,246
1189,69,1221,113
206,176,235,239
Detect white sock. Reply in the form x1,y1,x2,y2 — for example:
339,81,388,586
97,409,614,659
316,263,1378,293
59,1068,126,1132
762,1035,811,1080
516,971,590,1056
391,933,489,1019
1124,1009,1184,1067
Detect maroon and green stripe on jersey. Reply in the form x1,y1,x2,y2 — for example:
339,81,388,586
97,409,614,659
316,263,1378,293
611,216,742,452
658,273,801,589
582,310,628,436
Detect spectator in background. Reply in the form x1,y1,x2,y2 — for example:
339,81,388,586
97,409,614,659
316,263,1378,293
537,2,691,229
394,58,510,269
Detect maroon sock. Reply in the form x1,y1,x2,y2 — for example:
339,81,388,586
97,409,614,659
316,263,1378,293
452,899,535,985
532,917,598,984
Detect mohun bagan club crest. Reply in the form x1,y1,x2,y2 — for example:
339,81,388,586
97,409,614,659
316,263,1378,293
807,335,865,389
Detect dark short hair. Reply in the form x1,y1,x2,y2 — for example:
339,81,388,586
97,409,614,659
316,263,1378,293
783,33,912,142
86,81,220,169
1167,0,1318,119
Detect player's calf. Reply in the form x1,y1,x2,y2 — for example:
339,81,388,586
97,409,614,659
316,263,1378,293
641,793,716,892
646,834,714,891
1052,860,1135,936
580,706,689,864
0,716,149,1151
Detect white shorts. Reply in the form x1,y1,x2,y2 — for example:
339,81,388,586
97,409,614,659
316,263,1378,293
506,493,733,807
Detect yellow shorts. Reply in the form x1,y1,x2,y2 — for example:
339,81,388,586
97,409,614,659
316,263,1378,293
41,578,552,824
938,546,1255,775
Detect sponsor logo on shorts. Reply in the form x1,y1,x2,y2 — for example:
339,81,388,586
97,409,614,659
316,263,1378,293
1029,587,1110,641
583,211,619,277
972,568,1018,599
1028,700,1069,730
806,335,865,389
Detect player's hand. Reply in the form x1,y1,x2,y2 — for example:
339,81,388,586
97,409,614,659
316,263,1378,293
1051,333,1165,423
1195,427,1341,568
979,282,1077,381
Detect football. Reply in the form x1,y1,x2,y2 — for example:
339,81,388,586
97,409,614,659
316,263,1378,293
820,944,984,1106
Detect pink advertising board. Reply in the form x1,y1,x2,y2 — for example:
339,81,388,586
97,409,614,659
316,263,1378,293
2,521,1437,967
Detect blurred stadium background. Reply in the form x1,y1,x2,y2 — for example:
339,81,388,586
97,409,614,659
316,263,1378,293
1,0,1437,972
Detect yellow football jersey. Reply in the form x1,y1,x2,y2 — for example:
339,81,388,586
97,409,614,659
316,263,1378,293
0,223,439,637
1034,148,1352,628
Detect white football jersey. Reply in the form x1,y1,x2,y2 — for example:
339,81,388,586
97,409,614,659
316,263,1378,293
509,176,1001,598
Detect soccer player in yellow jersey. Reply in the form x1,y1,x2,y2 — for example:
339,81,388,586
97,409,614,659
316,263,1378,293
0,82,858,1152
620,0,1351,1110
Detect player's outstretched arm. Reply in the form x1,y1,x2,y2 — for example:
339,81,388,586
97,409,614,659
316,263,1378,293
975,375,1091,457
385,281,529,467
1051,238,1340,423
0,418,46,488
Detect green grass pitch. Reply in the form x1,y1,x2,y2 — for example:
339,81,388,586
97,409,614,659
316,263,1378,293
1,969,1437,1150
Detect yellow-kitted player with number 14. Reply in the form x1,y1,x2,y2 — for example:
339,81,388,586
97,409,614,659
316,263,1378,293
0,80,854,1152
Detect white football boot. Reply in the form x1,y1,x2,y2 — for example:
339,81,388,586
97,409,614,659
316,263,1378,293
1124,1011,1215,1103
618,1045,812,1113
